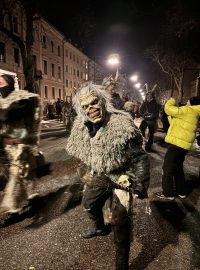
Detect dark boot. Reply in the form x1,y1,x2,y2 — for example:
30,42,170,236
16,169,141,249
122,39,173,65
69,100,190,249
81,209,111,239
81,221,111,239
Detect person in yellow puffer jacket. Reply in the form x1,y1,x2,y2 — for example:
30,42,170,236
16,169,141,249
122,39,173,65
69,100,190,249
156,96,200,200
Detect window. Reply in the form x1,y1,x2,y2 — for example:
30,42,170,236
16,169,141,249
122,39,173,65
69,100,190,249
74,82,76,87
0,42,6,62
77,57,79,64
13,17,18,33
73,68,75,76
52,87,55,99
58,45,60,56
51,41,54,52
86,73,88,80
52,64,55,77
70,81,72,88
58,66,61,79
59,88,61,98
65,65,68,72
43,60,48,74
77,70,79,77
66,80,68,87
86,61,88,69
13,48,20,66
42,36,46,48
44,86,48,98
81,72,83,79
73,54,75,61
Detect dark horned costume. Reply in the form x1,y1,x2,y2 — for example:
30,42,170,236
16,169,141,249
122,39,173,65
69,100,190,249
0,89,41,214
66,82,150,270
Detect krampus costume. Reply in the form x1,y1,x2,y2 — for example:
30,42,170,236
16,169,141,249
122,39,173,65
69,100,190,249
66,82,150,270
0,83,41,214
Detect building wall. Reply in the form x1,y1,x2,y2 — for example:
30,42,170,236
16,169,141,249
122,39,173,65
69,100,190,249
32,18,65,107
0,1,107,109
64,42,89,97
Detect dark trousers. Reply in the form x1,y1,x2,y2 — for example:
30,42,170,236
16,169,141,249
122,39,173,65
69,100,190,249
162,144,188,197
139,120,156,147
82,185,131,270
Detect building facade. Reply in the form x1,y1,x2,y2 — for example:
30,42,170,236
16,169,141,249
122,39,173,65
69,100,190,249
0,1,106,109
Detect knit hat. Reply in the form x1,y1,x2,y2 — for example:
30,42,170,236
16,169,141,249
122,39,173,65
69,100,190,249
189,96,200,105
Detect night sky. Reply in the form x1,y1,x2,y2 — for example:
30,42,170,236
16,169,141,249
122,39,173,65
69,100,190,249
39,0,200,82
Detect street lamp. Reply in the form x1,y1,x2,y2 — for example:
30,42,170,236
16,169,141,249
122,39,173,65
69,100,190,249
135,82,141,89
107,53,120,75
130,74,138,82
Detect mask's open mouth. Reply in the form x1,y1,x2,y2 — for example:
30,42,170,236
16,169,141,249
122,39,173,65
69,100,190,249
88,108,101,120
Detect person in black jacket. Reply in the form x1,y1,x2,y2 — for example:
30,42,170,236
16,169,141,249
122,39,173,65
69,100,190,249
139,92,160,151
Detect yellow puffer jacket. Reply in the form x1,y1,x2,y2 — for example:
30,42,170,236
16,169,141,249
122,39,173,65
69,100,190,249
164,98,200,150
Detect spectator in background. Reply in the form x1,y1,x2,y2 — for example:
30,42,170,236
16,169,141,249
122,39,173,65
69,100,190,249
47,101,55,119
160,105,170,133
139,92,160,151
156,96,200,200
55,98,62,121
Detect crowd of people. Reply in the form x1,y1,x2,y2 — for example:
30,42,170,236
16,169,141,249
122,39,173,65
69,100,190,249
0,72,200,269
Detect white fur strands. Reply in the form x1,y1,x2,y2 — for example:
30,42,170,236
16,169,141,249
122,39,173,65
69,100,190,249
66,112,140,174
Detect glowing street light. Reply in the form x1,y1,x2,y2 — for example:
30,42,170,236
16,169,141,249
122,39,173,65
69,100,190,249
134,82,141,89
130,74,138,82
107,53,120,66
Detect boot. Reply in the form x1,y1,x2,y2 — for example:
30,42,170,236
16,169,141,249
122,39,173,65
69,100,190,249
81,210,111,239
81,222,111,239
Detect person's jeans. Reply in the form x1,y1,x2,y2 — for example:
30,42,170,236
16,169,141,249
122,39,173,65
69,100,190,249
162,144,188,196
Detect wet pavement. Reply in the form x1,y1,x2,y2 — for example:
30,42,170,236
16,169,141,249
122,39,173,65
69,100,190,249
0,124,200,270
